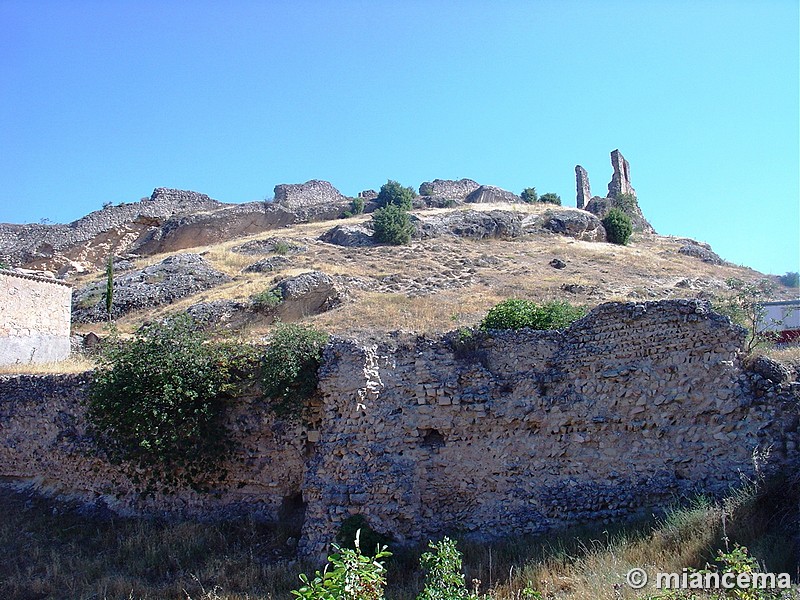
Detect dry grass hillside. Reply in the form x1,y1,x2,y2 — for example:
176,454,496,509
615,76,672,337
66,202,793,340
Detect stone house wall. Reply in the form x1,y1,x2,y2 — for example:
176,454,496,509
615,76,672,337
0,270,72,365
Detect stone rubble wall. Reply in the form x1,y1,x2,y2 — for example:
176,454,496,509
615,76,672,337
0,300,797,558
273,180,348,211
418,179,481,199
0,373,308,519
0,271,72,365
298,299,799,555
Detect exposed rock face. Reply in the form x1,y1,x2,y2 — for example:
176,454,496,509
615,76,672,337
358,189,378,200
575,165,591,209
465,185,520,204
607,149,636,199
319,224,376,247
186,299,251,329
0,188,227,272
232,238,307,255
243,256,291,273
678,241,724,265
415,210,523,240
273,271,343,320
584,196,656,234
541,209,607,242
71,254,231,323
273,180,348,211
418,178,480,199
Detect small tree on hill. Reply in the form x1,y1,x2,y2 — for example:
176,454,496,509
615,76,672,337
539,192,561,205
376,180,415,211
372,204,413,245
602,207,633,245
520,187,538,204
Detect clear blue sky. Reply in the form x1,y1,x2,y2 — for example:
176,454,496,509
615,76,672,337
1,0,798,275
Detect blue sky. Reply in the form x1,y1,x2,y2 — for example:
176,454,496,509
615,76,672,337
1,0,798,275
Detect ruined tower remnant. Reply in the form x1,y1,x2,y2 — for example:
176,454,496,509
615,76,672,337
575,165,591,209
607,149,636,198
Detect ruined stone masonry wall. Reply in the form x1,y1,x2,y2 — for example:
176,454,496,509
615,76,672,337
0,300,797,557
298,300,798,555
0,271,72,365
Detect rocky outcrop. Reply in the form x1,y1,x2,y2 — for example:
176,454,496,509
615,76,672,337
272,271,343,321
232,238,307,255
243,256,292,273
0,188,227,272
465,185,520,204
541,209,607,242
607,149,636,198
575,165,591,209
71,254,231,323
584,196,656,234
418,179,480,199
415,210,523,240
319,224,376,247
678,241,724,265
186,299,251,329
273,180,348,211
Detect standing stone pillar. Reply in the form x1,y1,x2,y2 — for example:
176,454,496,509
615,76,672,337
575,165,591,209
607,149,636,198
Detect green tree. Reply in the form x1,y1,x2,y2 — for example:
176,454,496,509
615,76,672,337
88,316,255,491
520,187,538,204
372,204,413,245
602,207,633,245
376,180,415,210
480,299,586,331
779,271,799,288
261,323,329,417
538,192,561,205
714,278,780,353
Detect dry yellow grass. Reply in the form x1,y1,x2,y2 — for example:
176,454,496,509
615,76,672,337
62,205,793,340
0,355,95,375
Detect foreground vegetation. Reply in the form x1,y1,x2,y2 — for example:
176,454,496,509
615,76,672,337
0,475,796,599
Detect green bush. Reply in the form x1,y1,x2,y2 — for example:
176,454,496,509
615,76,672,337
614,192,638,213
376,180,415,210
87,316,256,491
273,240,291,255
292,534,391,600
779,271,799,288
480,299,586,331
261,323,329,417
342,197,366,218
520,187,538,204
418,537,474,600
252,287,283,310
372,204,413,245
538,192,561,205
602,207,633,245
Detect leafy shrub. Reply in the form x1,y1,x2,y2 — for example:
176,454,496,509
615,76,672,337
291,533,391,600
336,515,393,556
480,299,586,331
273,240,291,255
376,180,415,210
418,537,475,600
520,187,538,204
538,192,561,205
602,207,633,245
261,323,329,417
342,197,366,218
87,316,256,491
252,287,283,310
372,204,413,245
713,278,779,353
779,271,799,288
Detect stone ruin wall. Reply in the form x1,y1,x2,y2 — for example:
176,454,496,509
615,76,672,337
0,300,797,557
0,271,72,365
